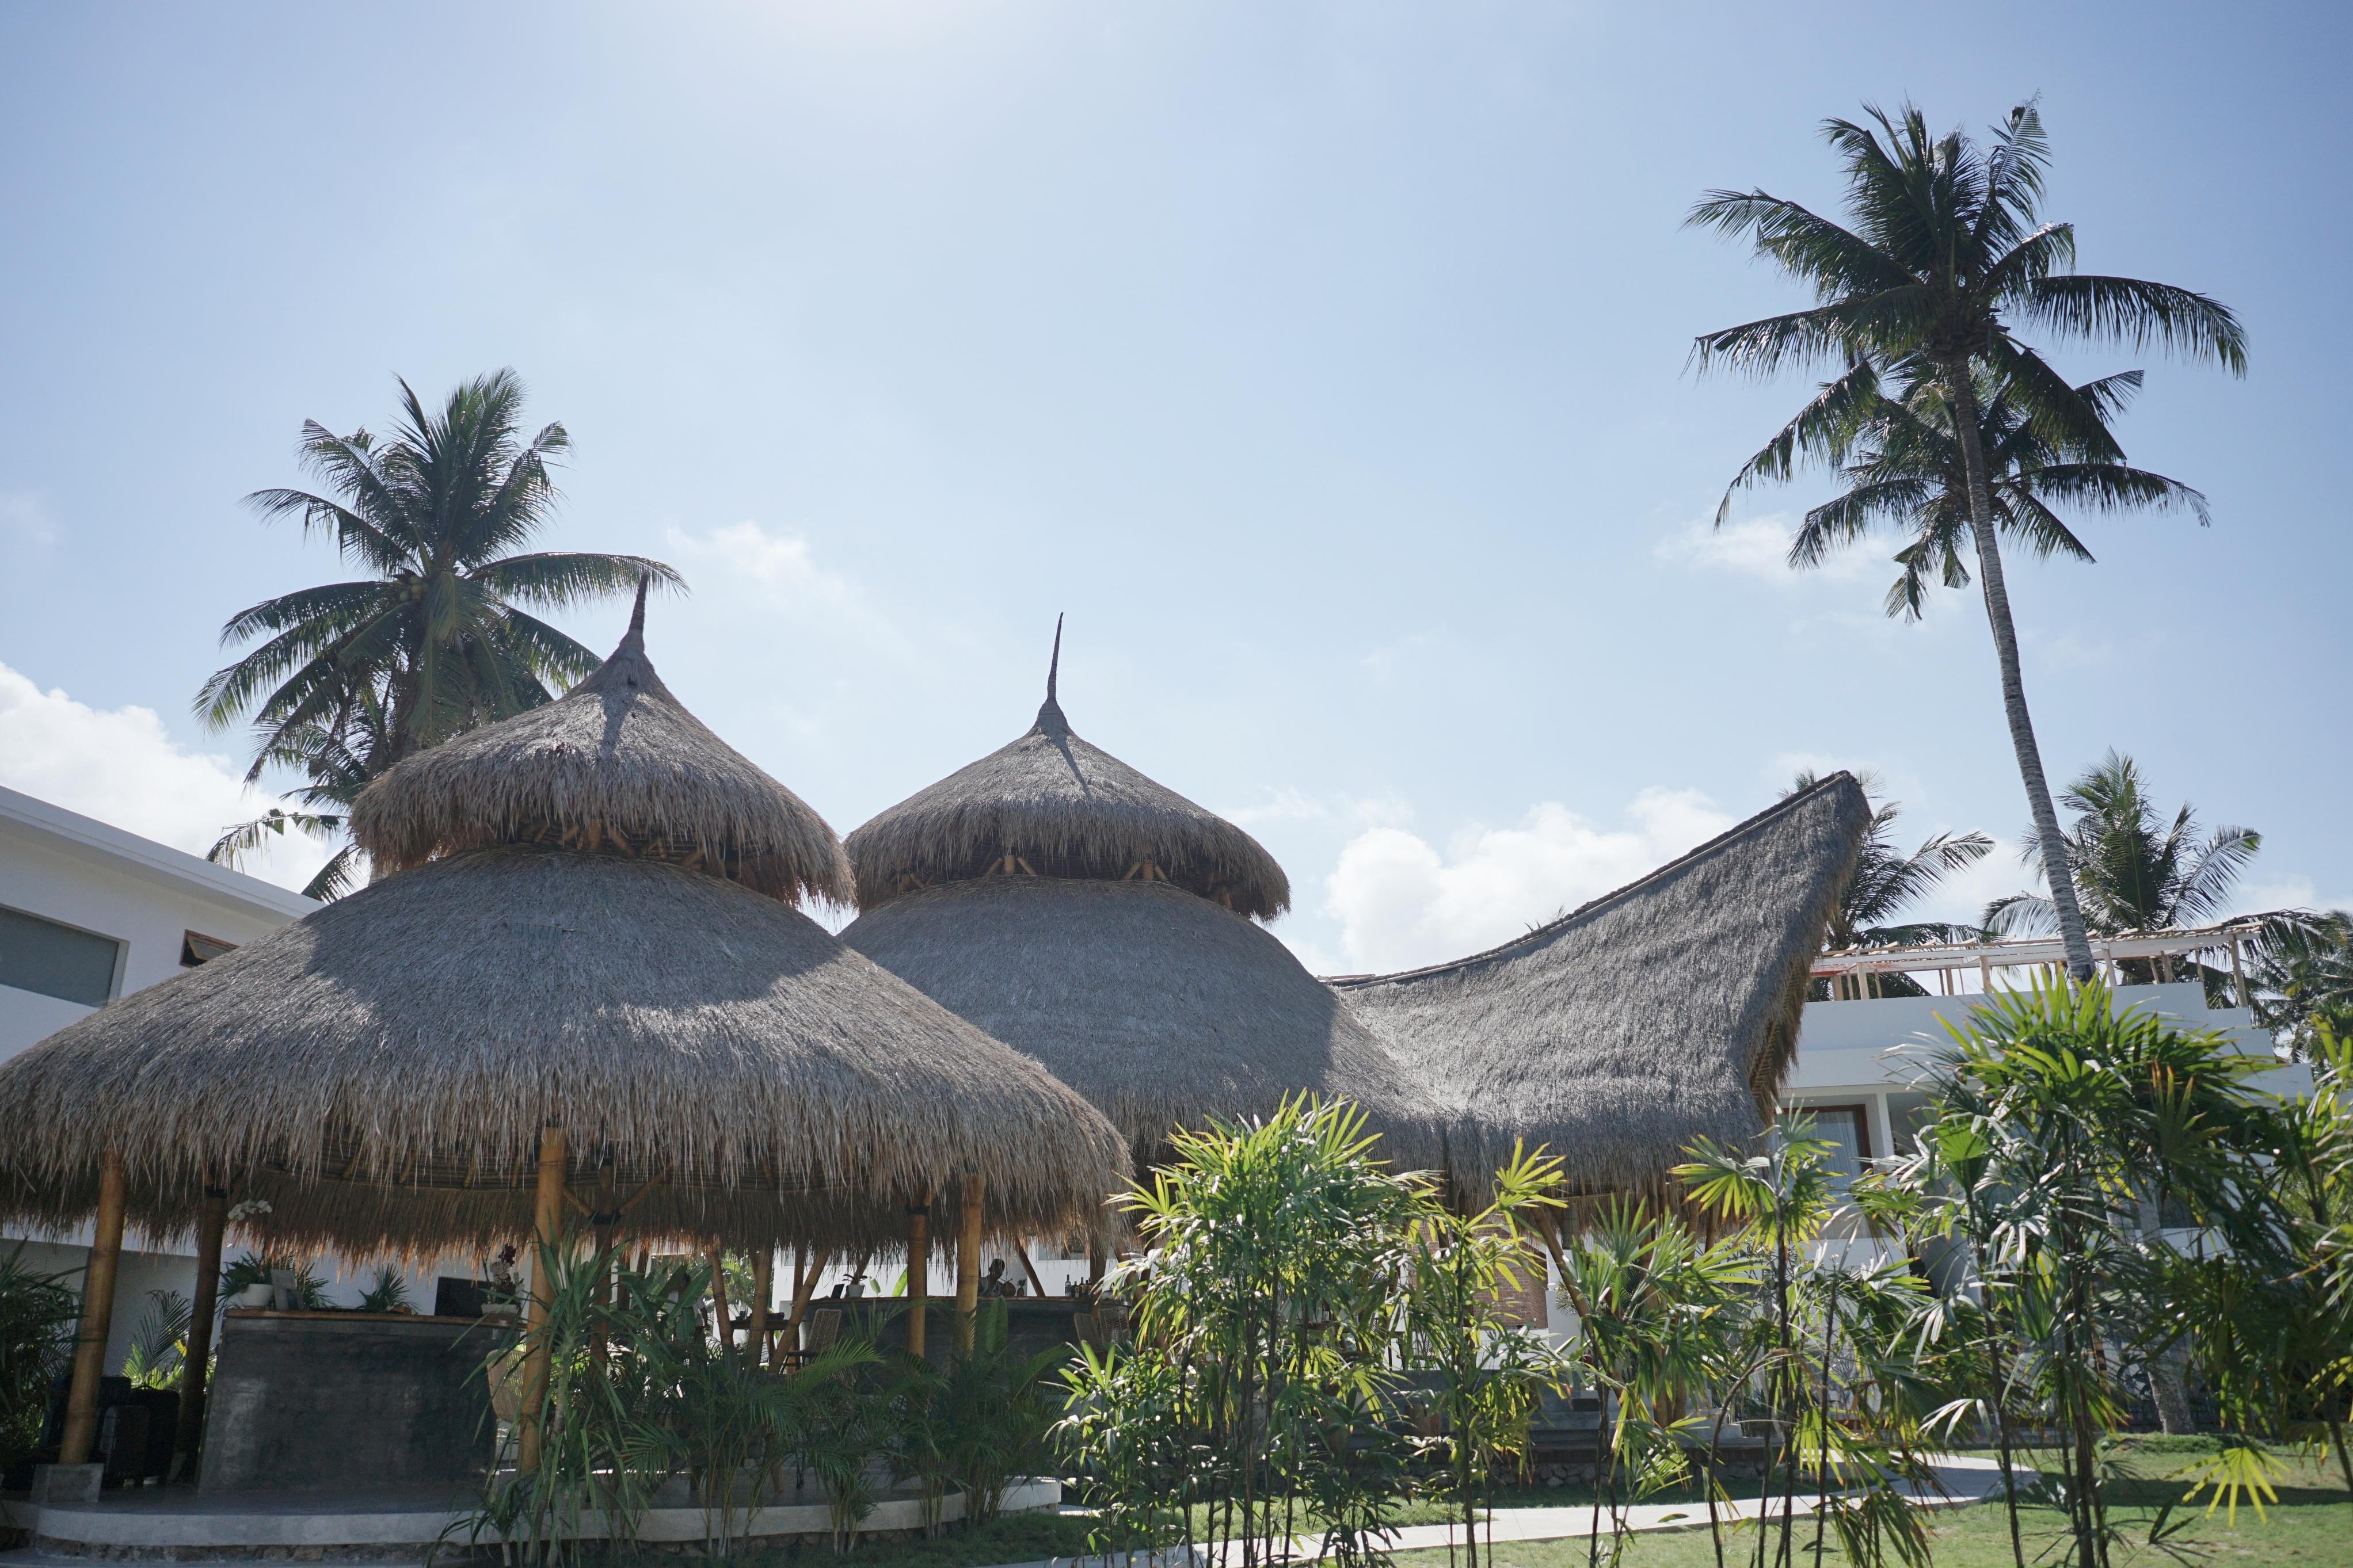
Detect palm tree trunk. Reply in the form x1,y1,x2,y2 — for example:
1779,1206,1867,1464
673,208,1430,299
1941,365,2097,983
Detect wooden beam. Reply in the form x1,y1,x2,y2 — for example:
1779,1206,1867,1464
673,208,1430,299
1015,1242,1048,1299
170,1183,229,1478
515,1126,568,1475
905,1188,931,1359
955,1176,984,1354
60,1150,128,1466
782,1248,831,1357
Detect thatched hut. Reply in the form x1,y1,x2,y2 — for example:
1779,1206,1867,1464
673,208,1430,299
843,633,1455,1168
0,589,1128,1468
1326,773,1871,1196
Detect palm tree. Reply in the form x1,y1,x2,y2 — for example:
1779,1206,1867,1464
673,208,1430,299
1739,363,2208,624
200,371,679,895
1786,771,1990,997
1985,750,2339,997
1690,100,2246,982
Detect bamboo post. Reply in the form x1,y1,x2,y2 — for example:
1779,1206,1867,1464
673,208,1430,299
955,1176,984,1354
515,1126,568,1476
2230,936,2249,1009
60,1150,128,1467
169,1182,229,1478
707,1247,734,1353
750,1249,773,1369
905,1188,931,1360
782,1249,831,1357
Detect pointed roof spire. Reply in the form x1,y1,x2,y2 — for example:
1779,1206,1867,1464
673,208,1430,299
1034,613,1068,738
625,573,649,643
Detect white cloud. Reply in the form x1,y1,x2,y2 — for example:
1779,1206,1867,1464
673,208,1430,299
1320,788,1736,974
2235,874,2353,919
663,522,916,661
1225,786,1412,833
0,663,329,894
1654,515,1871,585
0,491,58,547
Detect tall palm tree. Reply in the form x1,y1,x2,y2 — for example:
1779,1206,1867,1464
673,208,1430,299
200,370,680,895
1739,363,2208,623
1690,100,2246,981
1786,770,1991,998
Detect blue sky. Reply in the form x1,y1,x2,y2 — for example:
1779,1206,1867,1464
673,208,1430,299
2,2,2344,973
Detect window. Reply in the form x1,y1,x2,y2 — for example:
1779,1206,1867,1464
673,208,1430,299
1785,1103,1872,1184
181,931,237,967
0,905,124,1008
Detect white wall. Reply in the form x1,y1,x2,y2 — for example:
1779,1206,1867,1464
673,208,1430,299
0,786,315,1372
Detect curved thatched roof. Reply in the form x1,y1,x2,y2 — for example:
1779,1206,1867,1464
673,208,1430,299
842,876,1448,1168
1324,773,1870,1194
352,585,854,906
844,625,1290,920
0,849,1129,1257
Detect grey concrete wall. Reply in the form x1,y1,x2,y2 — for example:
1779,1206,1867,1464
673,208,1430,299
201,1313,508,1495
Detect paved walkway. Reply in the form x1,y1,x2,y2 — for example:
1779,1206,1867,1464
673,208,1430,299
1008,1455,2007,1567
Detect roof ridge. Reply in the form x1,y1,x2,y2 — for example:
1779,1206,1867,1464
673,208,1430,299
1324,772,1863,990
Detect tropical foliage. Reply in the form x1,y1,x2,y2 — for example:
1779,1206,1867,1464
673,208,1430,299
1788,770,1988,998
1985,750,2346,1006
0,1246,78,1477
1692,98,2245,982
200,371,679,897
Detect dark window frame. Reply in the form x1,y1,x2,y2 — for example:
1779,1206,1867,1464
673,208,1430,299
0,902,127,1008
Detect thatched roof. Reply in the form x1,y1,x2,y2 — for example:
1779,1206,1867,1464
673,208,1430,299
0,848,1130,1258
842,876,1449,1169
352,583,854,906
1326,773,1871,1193
844,623,1290,919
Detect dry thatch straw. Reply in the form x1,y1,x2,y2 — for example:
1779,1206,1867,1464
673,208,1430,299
843,876,1452,1170
352,582,854,907
0,849,1130,1259
0,604,1128,1258
845,622,1289,920
1326,772,1871,1195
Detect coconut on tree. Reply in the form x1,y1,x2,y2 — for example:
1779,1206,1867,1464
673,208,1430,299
200,369,678,895
1690,99,2246,981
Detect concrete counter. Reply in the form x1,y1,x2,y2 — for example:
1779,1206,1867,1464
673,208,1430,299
201,1311,512,1494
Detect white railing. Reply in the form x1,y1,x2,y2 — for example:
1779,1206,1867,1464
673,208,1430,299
1810,920,2264,1004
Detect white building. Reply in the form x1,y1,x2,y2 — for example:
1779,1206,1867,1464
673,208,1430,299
0,785,315,1368
1787,932,2312,1187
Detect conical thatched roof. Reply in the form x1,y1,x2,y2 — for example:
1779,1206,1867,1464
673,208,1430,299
1325,773,1871,1194
844,623,1290,919
352,583,854,906
841,876,1450,1169
0,601,1128,1257
0,849,1130,1257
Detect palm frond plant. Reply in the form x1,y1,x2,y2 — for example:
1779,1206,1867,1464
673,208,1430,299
1692,98,2245,982
0,1245,79,1477
1674,1120,1838,1568
1402,1143,1570,1568
120,1288,192,1390
1068,1097,1435,1568
1549,1200,1750,1567
2248,915,2353,1055
935,1300,1064,1527
1910,978,2285,1567
200,369,680,896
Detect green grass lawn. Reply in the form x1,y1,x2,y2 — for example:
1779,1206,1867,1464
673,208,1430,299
1385,1438,2353,1567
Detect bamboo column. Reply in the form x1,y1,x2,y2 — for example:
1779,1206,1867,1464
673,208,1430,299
781,1249,830,1360
60,1149,128,1467
750,1249,773,1369
954,1176,984,1354
516,1126,568,1476
707,1248,734,1353
169,1182,229,1478
905,1187,931,1359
